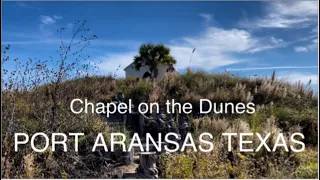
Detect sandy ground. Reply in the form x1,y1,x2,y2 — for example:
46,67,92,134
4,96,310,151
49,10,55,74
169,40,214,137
113,155,140,178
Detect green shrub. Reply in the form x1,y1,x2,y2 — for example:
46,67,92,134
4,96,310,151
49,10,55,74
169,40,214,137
293,162,318,178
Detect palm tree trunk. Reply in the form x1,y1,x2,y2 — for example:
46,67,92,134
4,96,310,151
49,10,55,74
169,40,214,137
151,67,159,80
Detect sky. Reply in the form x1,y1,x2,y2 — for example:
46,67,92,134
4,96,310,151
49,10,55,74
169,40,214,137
2,1,319,90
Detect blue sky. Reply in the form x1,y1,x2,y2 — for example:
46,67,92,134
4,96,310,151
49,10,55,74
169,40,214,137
2,1,318,90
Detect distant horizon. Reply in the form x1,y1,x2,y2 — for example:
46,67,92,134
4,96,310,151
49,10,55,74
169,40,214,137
2,1,318,91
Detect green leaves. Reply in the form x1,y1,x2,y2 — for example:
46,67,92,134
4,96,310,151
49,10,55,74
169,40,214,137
133,43,177,78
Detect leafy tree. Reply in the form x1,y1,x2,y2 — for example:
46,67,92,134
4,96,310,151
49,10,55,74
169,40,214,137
133,43,176,79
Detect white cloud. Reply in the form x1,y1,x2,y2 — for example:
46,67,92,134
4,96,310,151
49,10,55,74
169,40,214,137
181,27,257,53
294,38,318,52
39,15,63,25
16,2,28,8
270,37,283,44
239,1,318,29
168,26,292,70
278,71,318,85
293,23,318,52
94,52,137,78
227,66,318,71
309,39,318,50
259,17,312,29
167,26,262,71
67,23,73,28
268,1,317,17
169,46,241,71
40,15,56,25
312,26,318,33
93,25,293,75
294,46,308,52
247,45,275,54
245,36,285,53
15,2,41,11
199,13,213,22
53,15,63,20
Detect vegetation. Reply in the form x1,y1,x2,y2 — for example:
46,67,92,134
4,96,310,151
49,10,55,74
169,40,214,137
2,69,318,178
133,43,176,79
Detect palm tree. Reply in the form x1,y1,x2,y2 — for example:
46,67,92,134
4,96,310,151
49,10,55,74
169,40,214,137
133,43,176,79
